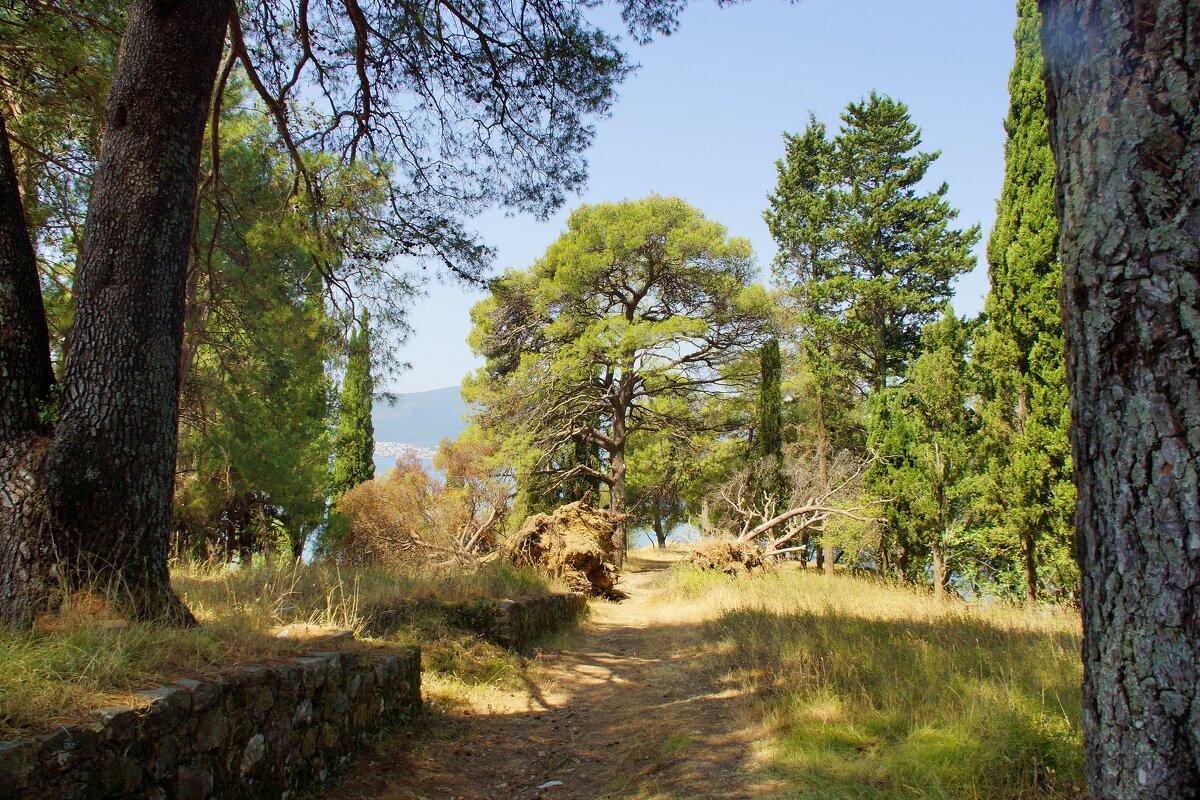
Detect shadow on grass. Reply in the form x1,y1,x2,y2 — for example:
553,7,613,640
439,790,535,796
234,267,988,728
322,567,1086,800
711,605,1086,800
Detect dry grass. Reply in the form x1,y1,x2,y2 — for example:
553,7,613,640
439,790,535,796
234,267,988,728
0,559,555,739
662,564,1086,800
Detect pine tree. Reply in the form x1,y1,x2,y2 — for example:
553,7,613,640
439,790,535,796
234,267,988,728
764,116,855,479
332,309,376,495
972,0,1074,605
767,99,977,574
766,118,844,573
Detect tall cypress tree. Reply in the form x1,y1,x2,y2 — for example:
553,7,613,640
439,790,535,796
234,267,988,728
332,309,375,495
757,338,783,463
972,0,1074,605
766,119,853,575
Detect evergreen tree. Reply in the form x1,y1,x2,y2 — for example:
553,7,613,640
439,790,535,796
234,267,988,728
767,99,976,573
757,338,784,462
972,0,1074,605
834,93,980,393
869,308,977,595
464,196,768,568
765,119,852,463
753,337,786,509
173,100,342,565
333,310,376,495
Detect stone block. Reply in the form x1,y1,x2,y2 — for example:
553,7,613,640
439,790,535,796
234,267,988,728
136,685,192,735
174,678,221,712
175,762,214,800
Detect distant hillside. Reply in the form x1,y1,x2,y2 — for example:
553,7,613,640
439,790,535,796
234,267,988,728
371,386,469,475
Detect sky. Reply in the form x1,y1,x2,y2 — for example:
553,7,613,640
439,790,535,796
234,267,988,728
387,0,1018,394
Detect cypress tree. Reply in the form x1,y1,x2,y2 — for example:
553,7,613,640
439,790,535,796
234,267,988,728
972,0,1074,604
332,309,375,495
766,119,852,574
757,338,783,463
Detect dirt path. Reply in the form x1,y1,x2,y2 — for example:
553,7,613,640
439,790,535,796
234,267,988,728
327,551,771,800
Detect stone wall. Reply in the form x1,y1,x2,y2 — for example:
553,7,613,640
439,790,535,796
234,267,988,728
367,592,589,649
488,592,589,648
2,647,421,800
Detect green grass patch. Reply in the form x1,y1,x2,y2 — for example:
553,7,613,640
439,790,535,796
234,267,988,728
666,565,1086,800
661,730,693,754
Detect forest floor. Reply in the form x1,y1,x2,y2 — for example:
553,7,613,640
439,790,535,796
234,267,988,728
326,549,774,800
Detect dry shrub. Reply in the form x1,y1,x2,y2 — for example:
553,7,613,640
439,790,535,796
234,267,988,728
335,454,502,566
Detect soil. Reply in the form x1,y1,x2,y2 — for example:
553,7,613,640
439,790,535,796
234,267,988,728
324,550,773,800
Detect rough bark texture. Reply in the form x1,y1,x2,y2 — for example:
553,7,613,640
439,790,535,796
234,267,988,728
0,114,53,439
609,408,628,570
609,371,633,570
0,0,232,626
0,111,57,626
1040,1,1200,796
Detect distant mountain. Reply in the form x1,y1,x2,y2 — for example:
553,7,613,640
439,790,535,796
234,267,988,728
371,386,469,476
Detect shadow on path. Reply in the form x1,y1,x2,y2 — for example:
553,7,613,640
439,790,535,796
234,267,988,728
322,550,771,800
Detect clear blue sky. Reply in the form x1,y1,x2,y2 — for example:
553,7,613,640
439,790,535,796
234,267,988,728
388,0,1017,394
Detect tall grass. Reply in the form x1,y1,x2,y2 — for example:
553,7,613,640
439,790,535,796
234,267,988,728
0,559,553,738
174,557,553,628
665,566,1085,800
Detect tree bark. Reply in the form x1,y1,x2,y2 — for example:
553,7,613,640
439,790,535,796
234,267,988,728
1016,386,1040,605
0,0,232,626
931,540,946,601
610,394,628,570
816,393,836,576
1023,531,1038,608
0,111,58,627
1040,2,1200,796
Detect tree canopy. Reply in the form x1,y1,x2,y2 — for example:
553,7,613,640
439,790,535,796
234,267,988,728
466,195,769,564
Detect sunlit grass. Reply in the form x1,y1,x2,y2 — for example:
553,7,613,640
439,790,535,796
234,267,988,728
0,558,556,738
662,565,1085,799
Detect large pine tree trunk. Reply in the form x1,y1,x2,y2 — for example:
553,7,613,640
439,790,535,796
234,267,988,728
0,112,58,627
0,0,232,626
608,369,634,570
1040,2,1200,796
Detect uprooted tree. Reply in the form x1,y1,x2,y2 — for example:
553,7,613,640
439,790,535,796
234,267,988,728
502,498,625,598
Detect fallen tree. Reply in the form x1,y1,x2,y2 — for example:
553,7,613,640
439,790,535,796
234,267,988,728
713,450,884,560
333,455,508,567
